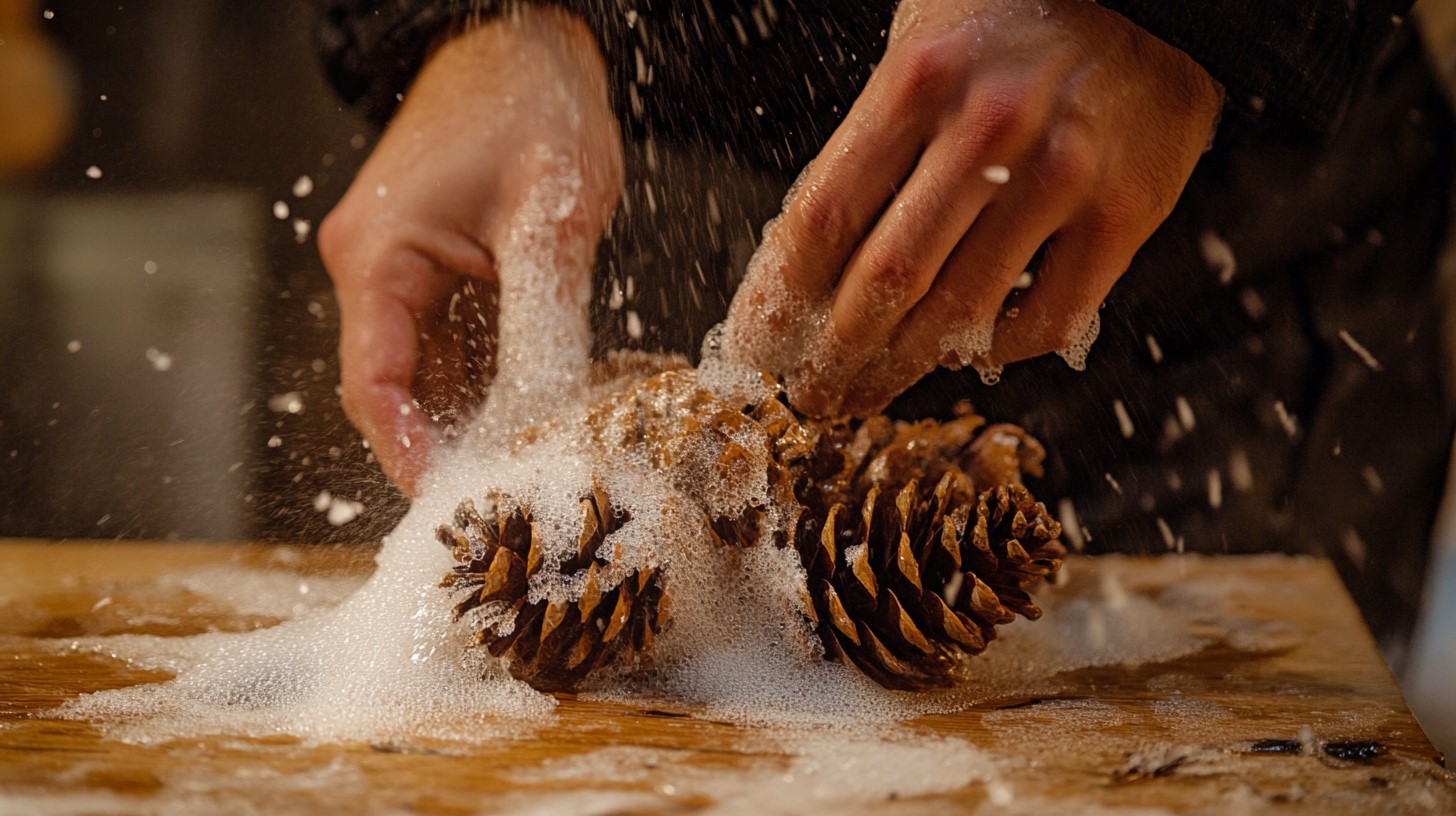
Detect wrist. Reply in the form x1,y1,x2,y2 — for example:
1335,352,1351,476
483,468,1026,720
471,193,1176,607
423,6,609,101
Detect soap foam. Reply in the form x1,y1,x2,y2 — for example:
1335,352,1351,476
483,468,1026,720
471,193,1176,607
56,487,554,745
51,153,611,746
466,145,593,438
718,215,832,386
939,317,995,371
1055,309,1101,372
509,730,1005,815
52,159,1209,750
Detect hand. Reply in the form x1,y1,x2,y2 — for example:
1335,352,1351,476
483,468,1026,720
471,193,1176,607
318,7,622,494
723,0,1223,416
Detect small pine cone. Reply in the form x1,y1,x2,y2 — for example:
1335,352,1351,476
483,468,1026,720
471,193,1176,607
796,452,1065,691
436,481,670,692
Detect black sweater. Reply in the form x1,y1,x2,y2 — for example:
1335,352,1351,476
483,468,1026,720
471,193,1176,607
312,0,1415,159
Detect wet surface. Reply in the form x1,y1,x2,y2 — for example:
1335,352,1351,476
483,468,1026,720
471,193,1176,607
1,541,1452,814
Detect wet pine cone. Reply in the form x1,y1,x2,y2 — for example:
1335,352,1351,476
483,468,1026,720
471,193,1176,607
437,365,1064,692
437,479,670,692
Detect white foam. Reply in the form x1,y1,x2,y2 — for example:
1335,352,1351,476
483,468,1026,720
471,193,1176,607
145,347,174,372
1113,399,1135,439
57,489,554,744
514,731,1004,814
1273,400,1299,438
49,153,614,746
1337,329,1383,371
467,145,593,438
718,216,831,388
1055,309,1101,372
939,318,995,371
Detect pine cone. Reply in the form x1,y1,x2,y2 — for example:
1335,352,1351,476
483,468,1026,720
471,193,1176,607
437,369,1064,692
437,480,670,692
796,478,1063,690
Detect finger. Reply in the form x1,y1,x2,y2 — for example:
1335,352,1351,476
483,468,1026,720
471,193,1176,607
725,44,984,373
840,123,1103,414
771,75,935,297
763,44,986,317
790,135,1026,414
986,220,1137,367
723,81,929,372
334,250,454,496
841,185,1078,416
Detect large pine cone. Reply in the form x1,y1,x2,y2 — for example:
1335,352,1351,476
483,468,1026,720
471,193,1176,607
797,474,1063,690
437,480,670,692
437,367,1064,692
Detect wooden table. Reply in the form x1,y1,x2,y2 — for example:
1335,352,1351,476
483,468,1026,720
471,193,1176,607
1,539,1451,814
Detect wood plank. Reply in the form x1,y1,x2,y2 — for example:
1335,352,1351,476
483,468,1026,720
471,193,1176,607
0,539,1450,814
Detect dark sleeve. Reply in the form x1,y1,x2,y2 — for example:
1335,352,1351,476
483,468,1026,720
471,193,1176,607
312,0,600,126
307,0,883,169
1097,1,1415,136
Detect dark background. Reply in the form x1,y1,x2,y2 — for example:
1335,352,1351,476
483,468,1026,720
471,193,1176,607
0,0,398,543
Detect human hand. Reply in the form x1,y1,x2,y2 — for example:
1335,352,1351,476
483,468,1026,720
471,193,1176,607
318,7,622,494
723,0,1222,416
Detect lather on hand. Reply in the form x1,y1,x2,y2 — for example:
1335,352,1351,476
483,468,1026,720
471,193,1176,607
726,0,1223,417
318,7,623,495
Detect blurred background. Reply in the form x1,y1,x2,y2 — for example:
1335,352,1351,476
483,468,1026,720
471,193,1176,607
0,0,1451,754
0,0,388,545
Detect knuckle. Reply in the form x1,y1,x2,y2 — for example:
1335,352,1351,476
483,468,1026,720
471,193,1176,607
859,243,923,297
316,210,355,276
959,297,1001,331
1048,321,1086,350
1081,193,1143,245
1037,128,1098,191
963,89,1033,151
891,37,959,110
932,285,992,331
792,189,852,252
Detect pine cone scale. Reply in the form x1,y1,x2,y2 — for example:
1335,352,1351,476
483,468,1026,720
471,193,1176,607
920,590,986,654
837,541,880,616
601,581,634,644
874,589,939,659
893,533,924,593
816,579,861,647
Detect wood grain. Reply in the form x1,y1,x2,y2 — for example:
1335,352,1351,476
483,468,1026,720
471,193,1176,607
0,539,1451,814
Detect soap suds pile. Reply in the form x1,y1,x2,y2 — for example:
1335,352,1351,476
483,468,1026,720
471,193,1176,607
53,163,1195,746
